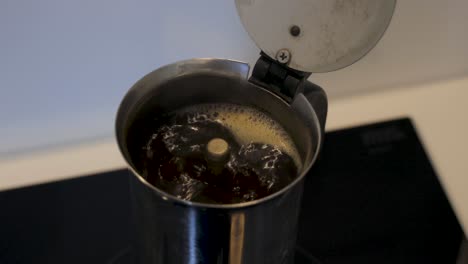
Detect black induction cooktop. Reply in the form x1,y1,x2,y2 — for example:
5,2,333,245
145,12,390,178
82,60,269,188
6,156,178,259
0,118,463,264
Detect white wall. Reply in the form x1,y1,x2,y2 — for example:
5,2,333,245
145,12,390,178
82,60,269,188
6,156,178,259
1,0,468,155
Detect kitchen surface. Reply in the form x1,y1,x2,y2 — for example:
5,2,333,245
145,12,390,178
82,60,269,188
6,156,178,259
1,118,464,263
1,0,468,263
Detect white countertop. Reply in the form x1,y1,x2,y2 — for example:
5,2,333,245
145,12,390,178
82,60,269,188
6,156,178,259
1,76,467,235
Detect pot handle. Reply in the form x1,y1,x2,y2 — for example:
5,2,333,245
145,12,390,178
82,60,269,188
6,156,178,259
302,81,328,134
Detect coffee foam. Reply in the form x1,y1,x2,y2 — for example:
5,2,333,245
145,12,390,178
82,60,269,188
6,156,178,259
176,103,302,169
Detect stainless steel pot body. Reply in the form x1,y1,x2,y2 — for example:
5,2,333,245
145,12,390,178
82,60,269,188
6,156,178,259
115,58,327,264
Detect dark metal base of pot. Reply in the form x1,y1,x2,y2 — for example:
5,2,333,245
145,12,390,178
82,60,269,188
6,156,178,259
0,118,463,264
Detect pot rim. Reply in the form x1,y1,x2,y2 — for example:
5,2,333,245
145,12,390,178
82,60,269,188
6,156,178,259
115,58,322,209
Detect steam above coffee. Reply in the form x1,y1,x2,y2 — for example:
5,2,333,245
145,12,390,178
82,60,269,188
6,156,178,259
128,103,301,204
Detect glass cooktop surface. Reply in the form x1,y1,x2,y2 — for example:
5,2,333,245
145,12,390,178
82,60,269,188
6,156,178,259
0,118,463,264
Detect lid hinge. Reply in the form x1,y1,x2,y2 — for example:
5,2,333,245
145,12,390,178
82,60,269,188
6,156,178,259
249,52,311,103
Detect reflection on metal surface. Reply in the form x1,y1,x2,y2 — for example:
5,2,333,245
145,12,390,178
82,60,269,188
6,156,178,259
229,212,246,264
188,209,198,264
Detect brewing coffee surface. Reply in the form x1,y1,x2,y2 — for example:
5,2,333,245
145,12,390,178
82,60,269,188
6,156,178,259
133,103,301,204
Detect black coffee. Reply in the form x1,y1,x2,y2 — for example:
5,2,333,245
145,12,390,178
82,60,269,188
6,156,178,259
127,103,301,204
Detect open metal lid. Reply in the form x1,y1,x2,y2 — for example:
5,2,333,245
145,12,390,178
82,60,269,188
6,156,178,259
235,0,396,73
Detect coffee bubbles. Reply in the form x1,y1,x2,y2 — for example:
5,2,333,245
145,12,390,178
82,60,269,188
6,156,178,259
129,103,302,204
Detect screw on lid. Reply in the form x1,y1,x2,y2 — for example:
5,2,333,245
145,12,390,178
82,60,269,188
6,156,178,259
235,0,396,73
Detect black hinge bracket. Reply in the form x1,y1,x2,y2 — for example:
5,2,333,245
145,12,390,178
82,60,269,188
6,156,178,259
249,52,311,103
